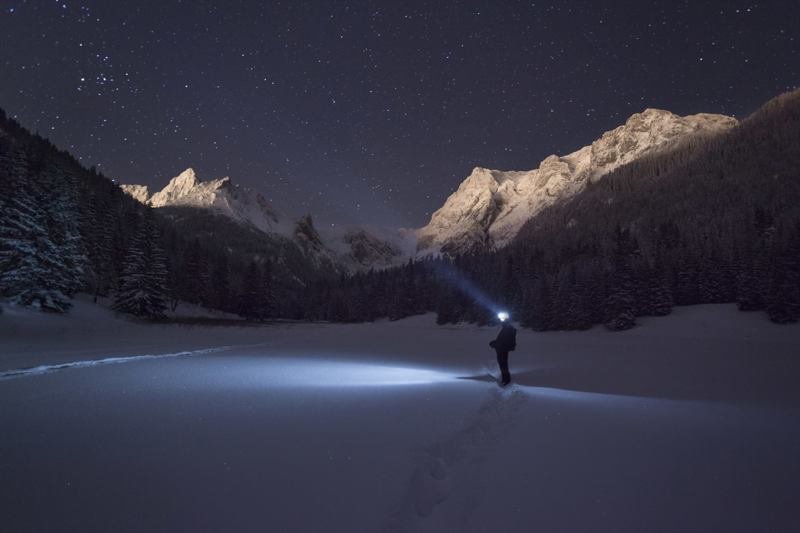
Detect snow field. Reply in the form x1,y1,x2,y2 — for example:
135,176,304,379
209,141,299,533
1,300,799,532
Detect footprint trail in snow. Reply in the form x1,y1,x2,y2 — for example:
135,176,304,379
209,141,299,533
384,386,527,532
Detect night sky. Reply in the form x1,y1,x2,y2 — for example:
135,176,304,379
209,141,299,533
1,1,798,228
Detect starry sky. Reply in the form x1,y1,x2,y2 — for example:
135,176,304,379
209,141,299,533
1,1,798,228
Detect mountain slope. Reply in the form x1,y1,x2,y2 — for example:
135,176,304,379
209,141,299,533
417,109,737,255
500,88,800,328
515,89,800,248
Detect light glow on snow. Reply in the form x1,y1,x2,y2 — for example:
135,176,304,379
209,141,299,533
184,356,454,389
245,358,453,387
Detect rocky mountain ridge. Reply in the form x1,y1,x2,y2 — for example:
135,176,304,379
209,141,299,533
416,108,738,255
122,108,739,265
121,168,287,235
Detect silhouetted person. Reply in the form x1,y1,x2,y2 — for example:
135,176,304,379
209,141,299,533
489,319,517,386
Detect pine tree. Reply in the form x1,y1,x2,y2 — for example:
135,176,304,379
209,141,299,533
0,183,73,311
736,256,766,311
738,207,775,311
85,193,118,302
178,238,205,305
326,290,349,321
211,253,231,311
259,260,275,318
238,260,261,319
604,227,638,331
523,276,554,331
113,214,169,319
563,281,593,330
698,252,728,303
766,224,800,323
435,286,458,324
648,268,673,316
0,145,74,312
238,259,274,320
42,164,87,296
584,257,607,324
673,253,700,306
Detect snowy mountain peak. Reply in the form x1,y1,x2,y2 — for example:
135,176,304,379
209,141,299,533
171,167,200,188
121,168,284,234
417,108,737,255
150,168,232,208
463,167,500,187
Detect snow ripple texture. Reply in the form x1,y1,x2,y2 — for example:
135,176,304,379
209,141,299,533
384,387,528,532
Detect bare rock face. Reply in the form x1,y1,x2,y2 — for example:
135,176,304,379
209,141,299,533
119,184,150,204
343,229,402,267
416,109,737,255
294,214,325,253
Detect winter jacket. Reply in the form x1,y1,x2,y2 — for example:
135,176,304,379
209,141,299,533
490,324,517,352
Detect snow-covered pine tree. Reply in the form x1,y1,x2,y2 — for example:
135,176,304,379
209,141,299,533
41,162,88,296
82,189,117,302
113,213,169,319
0,144,74,312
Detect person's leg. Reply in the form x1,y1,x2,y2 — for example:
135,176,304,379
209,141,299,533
499,351,511,384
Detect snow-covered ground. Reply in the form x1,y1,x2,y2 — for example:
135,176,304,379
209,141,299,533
1,301,799,532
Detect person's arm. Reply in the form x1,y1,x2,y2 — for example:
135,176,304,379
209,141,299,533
490,330,501,348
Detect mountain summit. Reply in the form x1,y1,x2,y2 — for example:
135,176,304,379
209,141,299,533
416,108,738,255
122,168,286,235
